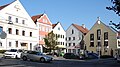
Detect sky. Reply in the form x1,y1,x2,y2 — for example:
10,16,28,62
0,0,120,30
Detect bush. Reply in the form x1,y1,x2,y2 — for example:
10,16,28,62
0,50,6,53
100,55,113,59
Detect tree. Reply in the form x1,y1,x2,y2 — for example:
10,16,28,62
106,0,120,16
44,31,58,52
106,0,120,30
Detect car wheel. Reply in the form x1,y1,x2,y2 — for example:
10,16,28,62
40,58,45,62
22,56,27,61
15,55,18,59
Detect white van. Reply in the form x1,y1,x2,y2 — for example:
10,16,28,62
115,49,120,62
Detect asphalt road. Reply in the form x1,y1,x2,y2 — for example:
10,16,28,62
0,58,120,67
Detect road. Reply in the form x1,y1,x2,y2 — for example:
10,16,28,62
0,58,120,67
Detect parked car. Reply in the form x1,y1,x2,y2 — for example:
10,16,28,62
21,51,53,62
3,49,23,59
63,53,80,59
86,53,99,59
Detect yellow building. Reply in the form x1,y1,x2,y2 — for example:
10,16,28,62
84,18,118,56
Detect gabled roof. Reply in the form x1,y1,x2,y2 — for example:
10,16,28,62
72,24,89,35
52,22,59,29
0,4,9,10
0,0,15,10
31,14,44,23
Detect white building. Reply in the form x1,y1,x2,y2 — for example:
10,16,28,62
66,24,88,54
52,22,66,53
0,0,38,50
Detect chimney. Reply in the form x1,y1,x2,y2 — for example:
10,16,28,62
82,24,85,28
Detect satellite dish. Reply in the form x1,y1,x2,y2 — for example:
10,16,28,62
0,31,7,39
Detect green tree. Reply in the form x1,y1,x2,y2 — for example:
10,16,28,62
44,31,58,52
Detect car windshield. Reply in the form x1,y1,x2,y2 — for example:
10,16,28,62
7,49,17,52
36,52,44,55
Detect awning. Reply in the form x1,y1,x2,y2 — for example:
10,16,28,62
67,46,75,49
56,45,66,48
75,44,80,48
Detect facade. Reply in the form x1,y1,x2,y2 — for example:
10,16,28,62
0,0,39,50
84,18,118,56
66,24,88,55
32,13,52,52
52,22,66,53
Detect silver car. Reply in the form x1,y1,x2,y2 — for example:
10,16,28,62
21,51,53,62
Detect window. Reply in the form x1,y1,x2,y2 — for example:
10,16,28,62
73,43,75,46
118,41,120,47
72,29,74,34
58,34,60,38
66,43,67,46
9,42,12,47
22,30,25,36
30,32,32,37
73,37,75,40
104,32,108,40
56,34,57,39
16,41,18,47
73,49,76,54
68,49,71,53
97,29,101,40
58,27,60,30
90,42,94,47
63,42,64,45
104,41,108,47
69,43,71,46
0,42,2,47
90,34,94,40
66,37,67,41
61,35,62,38
22,20,25,24
97,42,101,47
8,28,12,34
16,29,19,35
30,43,32,50
63,35,64,38
61,42,62,45
16,18,18,23
8,16,12,22
69,37,71,41
0,26,3,33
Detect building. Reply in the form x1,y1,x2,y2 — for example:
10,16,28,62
66,24,88,55
0,0,38,50
52,22,66,53
84,18,119,56
32,13,52,52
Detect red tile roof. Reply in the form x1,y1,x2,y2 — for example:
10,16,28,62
31,14,44,23
72,24,89,35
